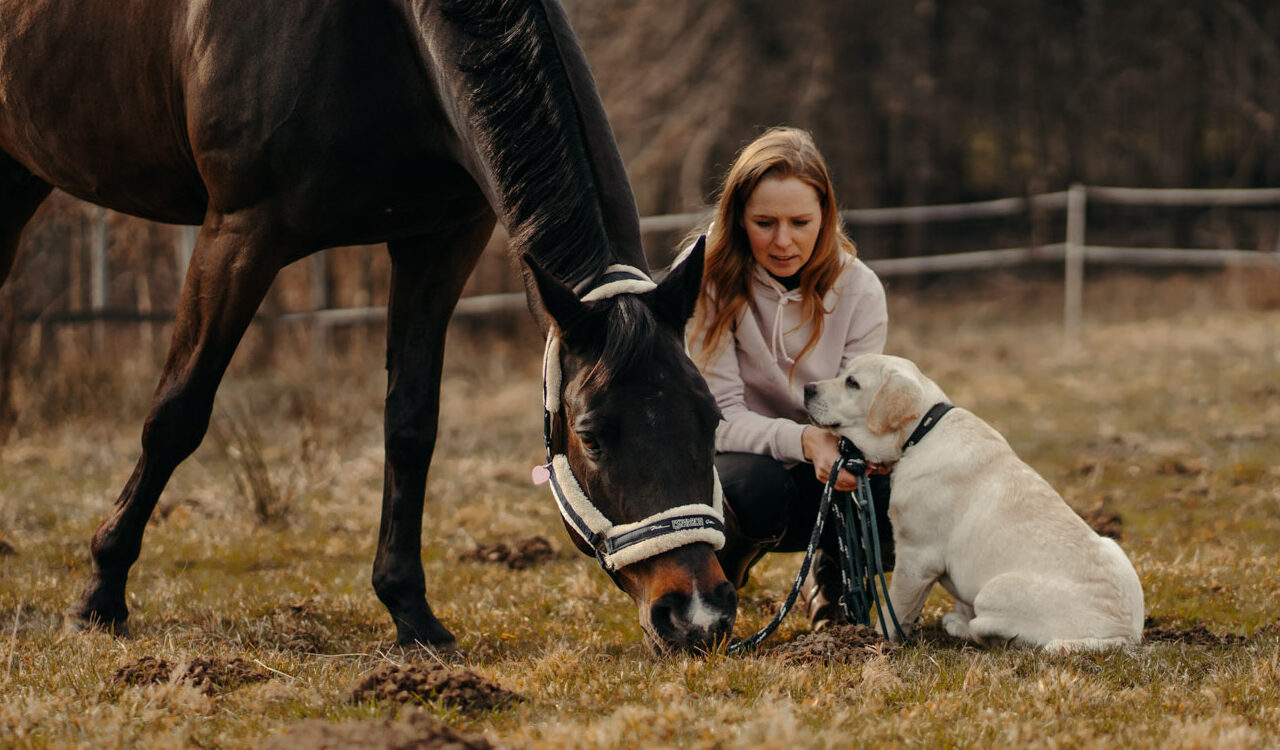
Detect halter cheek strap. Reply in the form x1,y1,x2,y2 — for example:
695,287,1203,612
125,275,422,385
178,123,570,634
536,264,726,573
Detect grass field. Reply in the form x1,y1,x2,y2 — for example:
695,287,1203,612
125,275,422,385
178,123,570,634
1,269,1278,749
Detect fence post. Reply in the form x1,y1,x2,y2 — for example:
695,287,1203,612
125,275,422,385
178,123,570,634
1064,183,1086,345
310,253,328,362
90,207,109,352
175,225,197,283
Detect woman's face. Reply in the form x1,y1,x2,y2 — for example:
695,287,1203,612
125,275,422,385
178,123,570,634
742,175,823,278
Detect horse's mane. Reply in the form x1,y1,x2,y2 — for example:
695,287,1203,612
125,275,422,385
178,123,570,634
442,0,613,290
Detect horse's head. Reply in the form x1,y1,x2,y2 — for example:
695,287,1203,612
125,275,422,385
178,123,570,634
524,240,736,653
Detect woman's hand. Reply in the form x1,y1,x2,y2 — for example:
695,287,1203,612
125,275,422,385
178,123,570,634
802,426,860,491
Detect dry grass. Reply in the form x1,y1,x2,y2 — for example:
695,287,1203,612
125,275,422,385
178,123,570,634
1,271,1279,749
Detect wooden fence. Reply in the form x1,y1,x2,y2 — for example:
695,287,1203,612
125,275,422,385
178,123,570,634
24,184,1280,351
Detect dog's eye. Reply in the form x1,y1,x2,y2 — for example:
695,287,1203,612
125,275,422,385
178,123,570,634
845,376,861,390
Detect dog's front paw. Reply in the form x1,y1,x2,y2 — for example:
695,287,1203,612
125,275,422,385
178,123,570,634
942,612,971,640
887,621,913,644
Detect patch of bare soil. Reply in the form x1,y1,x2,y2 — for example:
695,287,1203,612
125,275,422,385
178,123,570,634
1155,458,1210,476
111,655,271,695
259,711,493,750
768,624,891,664
351,663,518,713
1143,617,1247,647
1077,507,1124,539
458,536,555,570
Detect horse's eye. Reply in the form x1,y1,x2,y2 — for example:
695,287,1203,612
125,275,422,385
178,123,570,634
578,433,601,455
845,376,860,390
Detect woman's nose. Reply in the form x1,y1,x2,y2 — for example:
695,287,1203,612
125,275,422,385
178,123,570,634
774,225,791,247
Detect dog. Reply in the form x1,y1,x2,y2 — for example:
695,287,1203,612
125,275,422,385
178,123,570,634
803,353,1143,652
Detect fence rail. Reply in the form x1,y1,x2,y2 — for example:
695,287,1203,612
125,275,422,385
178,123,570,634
19,184,1280,344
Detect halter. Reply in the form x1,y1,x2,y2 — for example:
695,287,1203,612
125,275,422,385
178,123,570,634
533,264,726,574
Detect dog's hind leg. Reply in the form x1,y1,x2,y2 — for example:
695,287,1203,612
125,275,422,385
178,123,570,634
961,572,1063,647
967,573,1127,649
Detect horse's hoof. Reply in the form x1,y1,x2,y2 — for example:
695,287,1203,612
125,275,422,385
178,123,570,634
390,639,466,663
63,611,130,638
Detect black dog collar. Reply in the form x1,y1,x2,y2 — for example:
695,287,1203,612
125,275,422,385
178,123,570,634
902,403,954,452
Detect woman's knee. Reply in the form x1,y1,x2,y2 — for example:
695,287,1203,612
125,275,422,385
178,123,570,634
715,453,795,540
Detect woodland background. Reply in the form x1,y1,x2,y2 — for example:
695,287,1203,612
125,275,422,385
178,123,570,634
2,0,1279,408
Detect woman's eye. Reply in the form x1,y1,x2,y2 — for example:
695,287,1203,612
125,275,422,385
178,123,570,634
793,219,811,227
845,376,860,390
755,220,774,229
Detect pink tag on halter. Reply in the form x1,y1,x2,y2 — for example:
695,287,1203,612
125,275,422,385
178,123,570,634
531,464,551,485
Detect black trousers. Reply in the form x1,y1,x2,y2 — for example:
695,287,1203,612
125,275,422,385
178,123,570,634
715,452,892,555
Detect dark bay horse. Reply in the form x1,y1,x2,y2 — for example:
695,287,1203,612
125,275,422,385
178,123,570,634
0,0,735,653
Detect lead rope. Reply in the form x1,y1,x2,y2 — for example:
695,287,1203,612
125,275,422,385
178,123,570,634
727,437,906,654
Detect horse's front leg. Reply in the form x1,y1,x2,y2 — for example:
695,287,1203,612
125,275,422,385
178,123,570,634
1,153,53,288
374,211,495,651
65,210,294,634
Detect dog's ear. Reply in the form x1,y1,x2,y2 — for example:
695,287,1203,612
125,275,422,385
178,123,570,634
867,370,925,436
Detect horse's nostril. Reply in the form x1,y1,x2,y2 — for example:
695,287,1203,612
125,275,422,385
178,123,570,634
712,580,738,607
648,596,681,641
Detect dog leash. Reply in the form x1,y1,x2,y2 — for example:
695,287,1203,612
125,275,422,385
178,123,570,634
829,437,907,642
727,438,906,653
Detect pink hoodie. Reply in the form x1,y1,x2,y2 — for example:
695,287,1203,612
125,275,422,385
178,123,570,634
689,253,887,465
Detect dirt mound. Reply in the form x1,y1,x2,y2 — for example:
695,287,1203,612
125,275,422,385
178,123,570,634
351,663,518,713
1143,618,1246,647
1253,621,1280,639
768,624,891,664
259,711,493,750
111,655,271,695
458,536,555,570
1076,507,1124,539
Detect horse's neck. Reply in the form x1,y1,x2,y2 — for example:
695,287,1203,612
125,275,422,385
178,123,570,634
409,0,646,289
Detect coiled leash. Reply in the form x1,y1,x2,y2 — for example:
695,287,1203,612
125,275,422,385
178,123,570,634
727,437,907,654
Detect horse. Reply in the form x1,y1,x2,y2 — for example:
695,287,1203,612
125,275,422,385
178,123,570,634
0,0,736,653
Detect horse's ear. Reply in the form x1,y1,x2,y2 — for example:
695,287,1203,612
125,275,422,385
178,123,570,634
647,235,705,332
522,253,588,337
519,252,604,345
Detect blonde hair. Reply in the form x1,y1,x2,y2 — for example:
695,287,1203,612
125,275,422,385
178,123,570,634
692,127,856,370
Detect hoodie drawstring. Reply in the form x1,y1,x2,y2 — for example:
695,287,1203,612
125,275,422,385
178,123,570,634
768,285,804,366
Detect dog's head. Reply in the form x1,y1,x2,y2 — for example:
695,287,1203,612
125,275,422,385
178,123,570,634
803,354,949,465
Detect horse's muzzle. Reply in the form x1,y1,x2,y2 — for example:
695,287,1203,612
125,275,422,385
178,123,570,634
646,581,738,651
622,543,737,653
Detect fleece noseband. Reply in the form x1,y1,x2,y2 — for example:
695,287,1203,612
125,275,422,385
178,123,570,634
534,265,726,574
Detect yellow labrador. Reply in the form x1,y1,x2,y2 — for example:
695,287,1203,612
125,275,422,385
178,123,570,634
804,354,1143,652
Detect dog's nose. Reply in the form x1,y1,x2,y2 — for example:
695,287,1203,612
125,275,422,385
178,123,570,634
803,383,817,401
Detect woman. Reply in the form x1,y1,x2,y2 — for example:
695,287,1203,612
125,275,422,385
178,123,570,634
685,127,889,630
